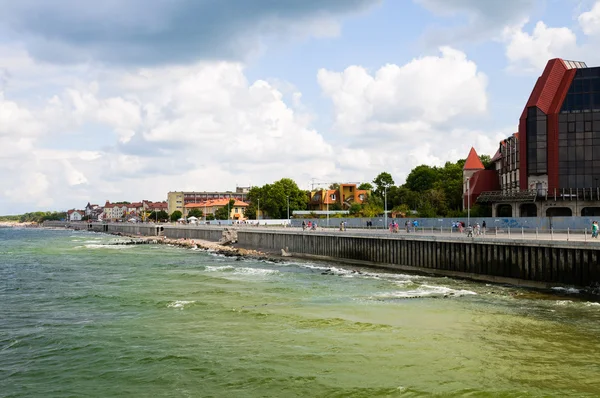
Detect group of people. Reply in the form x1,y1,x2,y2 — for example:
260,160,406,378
301,220,318,231
452,220,486,236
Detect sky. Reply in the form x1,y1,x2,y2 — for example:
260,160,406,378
2,0,600,214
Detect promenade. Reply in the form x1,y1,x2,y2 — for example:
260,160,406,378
164,223,599,244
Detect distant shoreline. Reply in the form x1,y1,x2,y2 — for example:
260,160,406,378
0,221,39,228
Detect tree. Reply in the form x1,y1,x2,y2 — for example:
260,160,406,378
248,178,308,219
349,203,362,215
170,210,182,222
392,204,410,217
329,202,342,211
187,208,204,218
480,155,492,169
214,199,235,220
329,183,340,190
358,182,373,191
372,172,395,197
149,210,168,222
360,195,384,217
405,165,438,192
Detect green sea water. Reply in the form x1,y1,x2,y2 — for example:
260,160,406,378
1,228,600,397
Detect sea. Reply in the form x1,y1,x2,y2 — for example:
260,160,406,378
1,227,600,397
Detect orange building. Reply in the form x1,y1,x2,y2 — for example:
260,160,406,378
308,184,369,211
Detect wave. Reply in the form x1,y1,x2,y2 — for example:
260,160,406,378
374,284,477,299
73,244,135,250
203,265,279,276
167,300,195,309
555,300,572,306
551,287,581,294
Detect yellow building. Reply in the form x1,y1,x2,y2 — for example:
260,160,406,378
167,188,250,215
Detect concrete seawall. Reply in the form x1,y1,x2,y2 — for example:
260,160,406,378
237,231,600,288
45,222,600,288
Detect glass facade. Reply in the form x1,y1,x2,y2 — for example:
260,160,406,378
526,107,547,175
558,67,600,189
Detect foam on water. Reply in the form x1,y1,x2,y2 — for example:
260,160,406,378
74,244,135,250
555,300,572,306
167,300,196,309
552,287,581,294
204,265,236,272
235,267,279,276
294,262,417,281
204,265,279,276
374,284,477,299
584,302,600,307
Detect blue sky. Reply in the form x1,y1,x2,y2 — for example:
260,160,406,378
1,0,600,214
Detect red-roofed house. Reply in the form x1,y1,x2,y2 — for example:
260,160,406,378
184,198,249,219
67,209,84,221
103,202,128,221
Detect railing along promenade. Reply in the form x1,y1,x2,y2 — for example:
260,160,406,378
45,221,600,288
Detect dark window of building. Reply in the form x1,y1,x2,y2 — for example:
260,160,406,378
527,106,547,175
558,108,600,189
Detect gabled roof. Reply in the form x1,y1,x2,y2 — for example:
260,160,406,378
464,147,485,170
490,148,502,163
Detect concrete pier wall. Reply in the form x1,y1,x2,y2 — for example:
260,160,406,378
237,231,600,287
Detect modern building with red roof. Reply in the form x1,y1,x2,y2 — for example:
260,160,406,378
470,58,600,217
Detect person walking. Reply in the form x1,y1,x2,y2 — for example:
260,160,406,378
482,220,487,235
592,221,598,238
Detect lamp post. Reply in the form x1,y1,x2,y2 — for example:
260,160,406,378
384,186,388,230
327,197,329,228
286,195,290,224
227,194,231,225
467,177,471,228
257,199,260,221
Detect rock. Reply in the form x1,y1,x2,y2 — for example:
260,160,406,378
219,228,238,245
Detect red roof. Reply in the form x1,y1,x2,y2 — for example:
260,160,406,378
464,147,485,170
185,199,249,208
147,202,168,209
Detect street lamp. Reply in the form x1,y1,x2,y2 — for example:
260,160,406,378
467,177,471,228
227,194,231,225
257,199,260,221
286,195,290,224
384,186,388,230
326,196,329,228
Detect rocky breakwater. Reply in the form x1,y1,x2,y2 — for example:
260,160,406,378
109,231,284,263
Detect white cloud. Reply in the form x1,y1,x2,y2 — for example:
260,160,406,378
579,1,600,36
502,21,579,72
318,47,488,133
502,1,600,73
